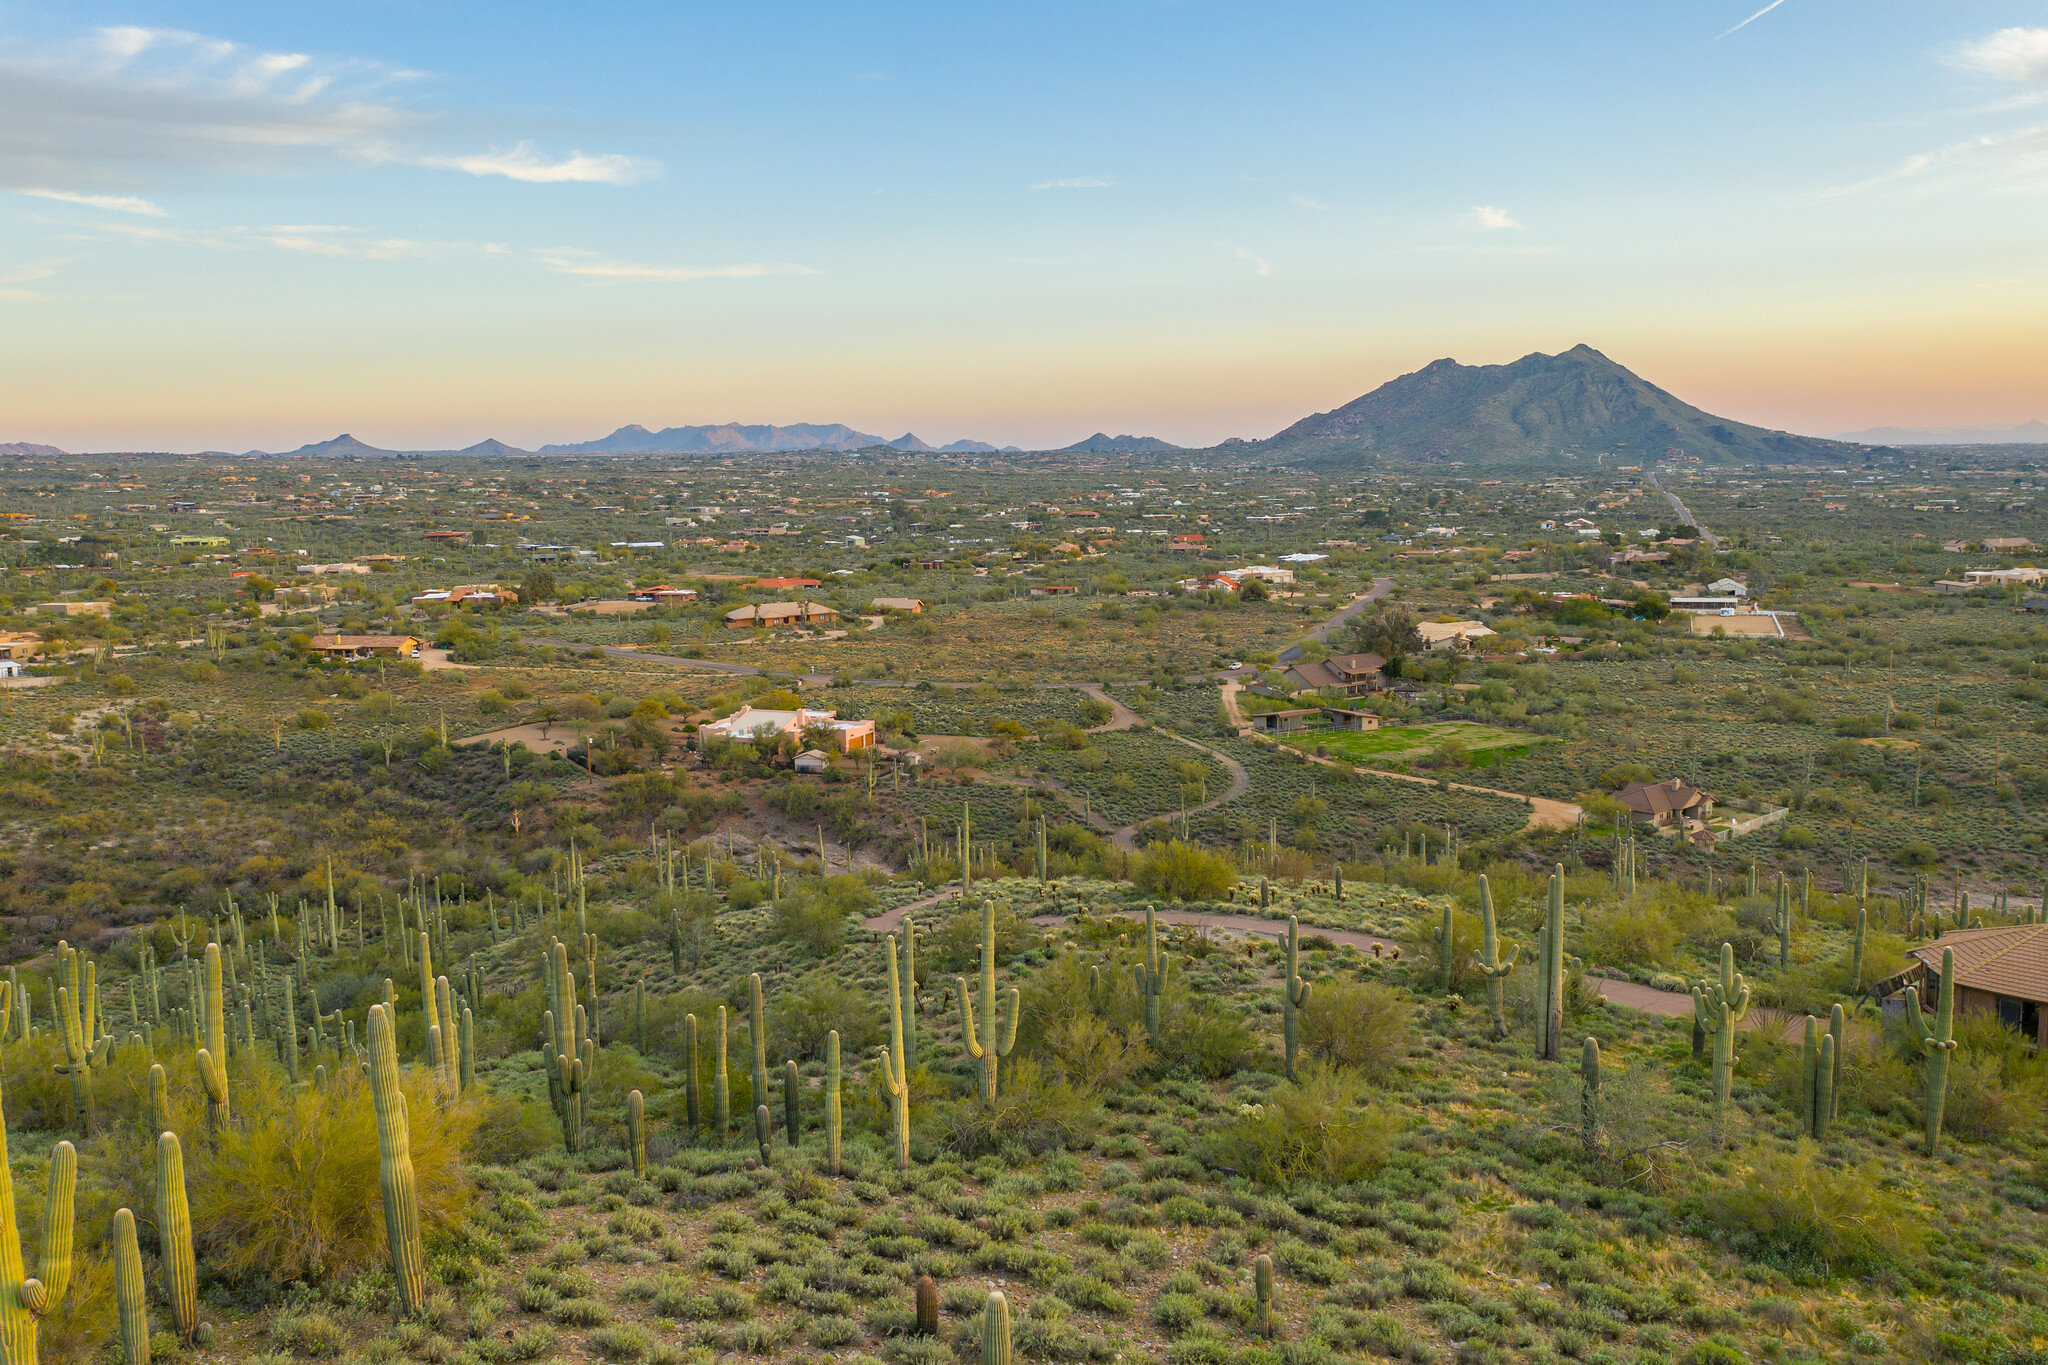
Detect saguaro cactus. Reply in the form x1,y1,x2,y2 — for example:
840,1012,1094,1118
1906,946,1959,1156
784,1060,800,1145
1472,875,1516,1041
684,1014,701,1136
196,944,229,1131
714,1006,732,1145
754,1104,773,1167
825,1029,843,1177
155,1132,196,1342
1281,917,1312,1081
1849,908,1867,995
0,1086,76,1365
1690,943,1751,1141
1436,903,1456,990
1774,874,1792,969
1253,1253,1275,1337
628,1090,646,1179
113,1207,149,1365
1827,1002,1846,1121
956,901,1020,1104
883,937,912,1171
896,920,919,1070
982,1291,1011,1365
52,941,108,1136
914,1274,939,1336
367,1004,428,1315
1135,904,1169,1044
418,932,439,1068
1799,1015,1837,1140
148,1065,171,1144
748,974,769,1118
1535,866,1565,1061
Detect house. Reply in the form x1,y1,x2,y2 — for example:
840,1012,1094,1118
1904,926,2048,1046
412,585,517,608
1987,538,2037,555
0,631,42,660
869,597,924,614
752,576,823,592
1168,534,1205,550
1963,567,2048,587
168,535,229,548
627,585,700,604
299,562,371,576
1609,549,1670,567
1616,778,1714,830
916,558,946,570
273,583,341,604
701,704,875,753
1223,566,1295,585
1706,578,1747,597
1180,575,1240,594
1324,708,1382,731
1249,709,1320,734
306,634,422,660
1565,518,1599,531
0,659,19,678
421,530,470,543
27,600,112,618
1033,585,1078,597
1416,620,1497,651
793,749,830,774
723,601,840,628
1283,652,1387,697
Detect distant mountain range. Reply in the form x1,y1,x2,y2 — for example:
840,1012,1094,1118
1061,432,1184,453
0,441,70,456
1261,345,1870,467
1835,420,2048,446
537,423,1027,455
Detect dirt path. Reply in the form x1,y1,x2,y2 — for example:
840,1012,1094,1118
1272,738,1581,832
1105,730,1251,850
1304,576,1395,645
1081,685,1142,732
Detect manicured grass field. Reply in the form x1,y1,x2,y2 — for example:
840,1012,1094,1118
1283,718,1546,762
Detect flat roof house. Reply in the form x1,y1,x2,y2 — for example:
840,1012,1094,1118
0,631,43,660
1416,620,1497,651
1249,708,1320,735
869,597,924,614
28,600,113,617
723,601,840,628
701,704,875,752
307,634,422,659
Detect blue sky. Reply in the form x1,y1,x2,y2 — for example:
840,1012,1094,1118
3,2,2047,451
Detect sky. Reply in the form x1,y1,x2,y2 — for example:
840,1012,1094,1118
3,1,2048,452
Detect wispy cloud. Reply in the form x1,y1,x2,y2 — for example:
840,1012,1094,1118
0,260,63,300
0,24,650,194
538,251,818,283
1468,204,1522,230
1950,28,2048,84
262,229,513,261
15,188,165,216
1032,175,1113,190
1817,120,2048,199
1232,246,1272,277
1718,0,1790,40
409,142,657,185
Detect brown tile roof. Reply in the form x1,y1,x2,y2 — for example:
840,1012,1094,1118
1616,778,1707,817
1909,925,2048,1002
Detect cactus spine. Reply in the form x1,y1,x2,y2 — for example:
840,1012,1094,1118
1253,1253,1275,1337
825,1029,843,1177
714,1006,731,1144
982,1290,1011,1365
1473,875,1516,1041
155,1132,197,1342
1906,946,1959,1156
367,1004,428,1315
1281,917,1311,1080
1535,866,1565,1061
1580,1036,1602,1151
1135,904,1169,1044
113,1207,148,1365
956,900,1020,1103
883,936,912,1171
1690,942,1751,1141
628,1089,646,1179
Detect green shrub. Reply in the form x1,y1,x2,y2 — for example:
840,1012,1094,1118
949,1058,1100,1155
1135,840,1237,902
773,970,883,1061
1217,1065,1400,1189
1692,1142,1920,1274
1298,981,1408,1080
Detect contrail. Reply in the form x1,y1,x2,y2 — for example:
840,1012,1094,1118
1718,0,1788,39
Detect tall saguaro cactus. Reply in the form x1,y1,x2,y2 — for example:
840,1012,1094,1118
1690,942,1751,1141
1906,946,1959,1156
956,901,1020,1104
825,1029,843,1177
883,937,912,1171
748,974,769,1119
714,1007,732,1145
367,1004,428,1316
1580,1036,1602,1151
0,1081,76,1365
895,920,919,1070
1799,1015,1837,1140
1849,908,1868,995
112,1208,149,1365
1773,873,1792,969
1472,875,1516,1041
683,1013,701,1135
1134,904,1169,1044
982,1291,1011,1365
1281,917,1312,1081
155,1133,196,1342
196,944,229,1131
628,1090,646,1179
52,942,108,1136
1534,866,1565,1061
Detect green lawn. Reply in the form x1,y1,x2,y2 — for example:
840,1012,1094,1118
1282,719,1547,763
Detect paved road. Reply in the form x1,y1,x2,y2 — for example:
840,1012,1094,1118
1308,576,1395,644
1644,470,1720,548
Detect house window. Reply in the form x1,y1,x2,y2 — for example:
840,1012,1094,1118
1998,995,2023,1031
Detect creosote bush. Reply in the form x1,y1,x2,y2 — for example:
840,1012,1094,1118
1691,1142,1920,1275
1299,981,1409,1079
1216,1063,1399,1189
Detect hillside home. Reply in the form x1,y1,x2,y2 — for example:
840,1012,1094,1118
0,631,42,660
1324,708,1382,731
1283,652,1388,697
701,704,875,753
869,597,924,614
722,601,839,628
1249,708,1320,735
627,585,699,603
1706,578,1748,597
27,600,112,617
1223,566,1296,585
1416,620,1497,651
752,576,823,591
1616,778,1714,831
1169,534,1205,549
412,585,516,607
306,634,422,660
1987,538,2037,555
1904,926,2048,1046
